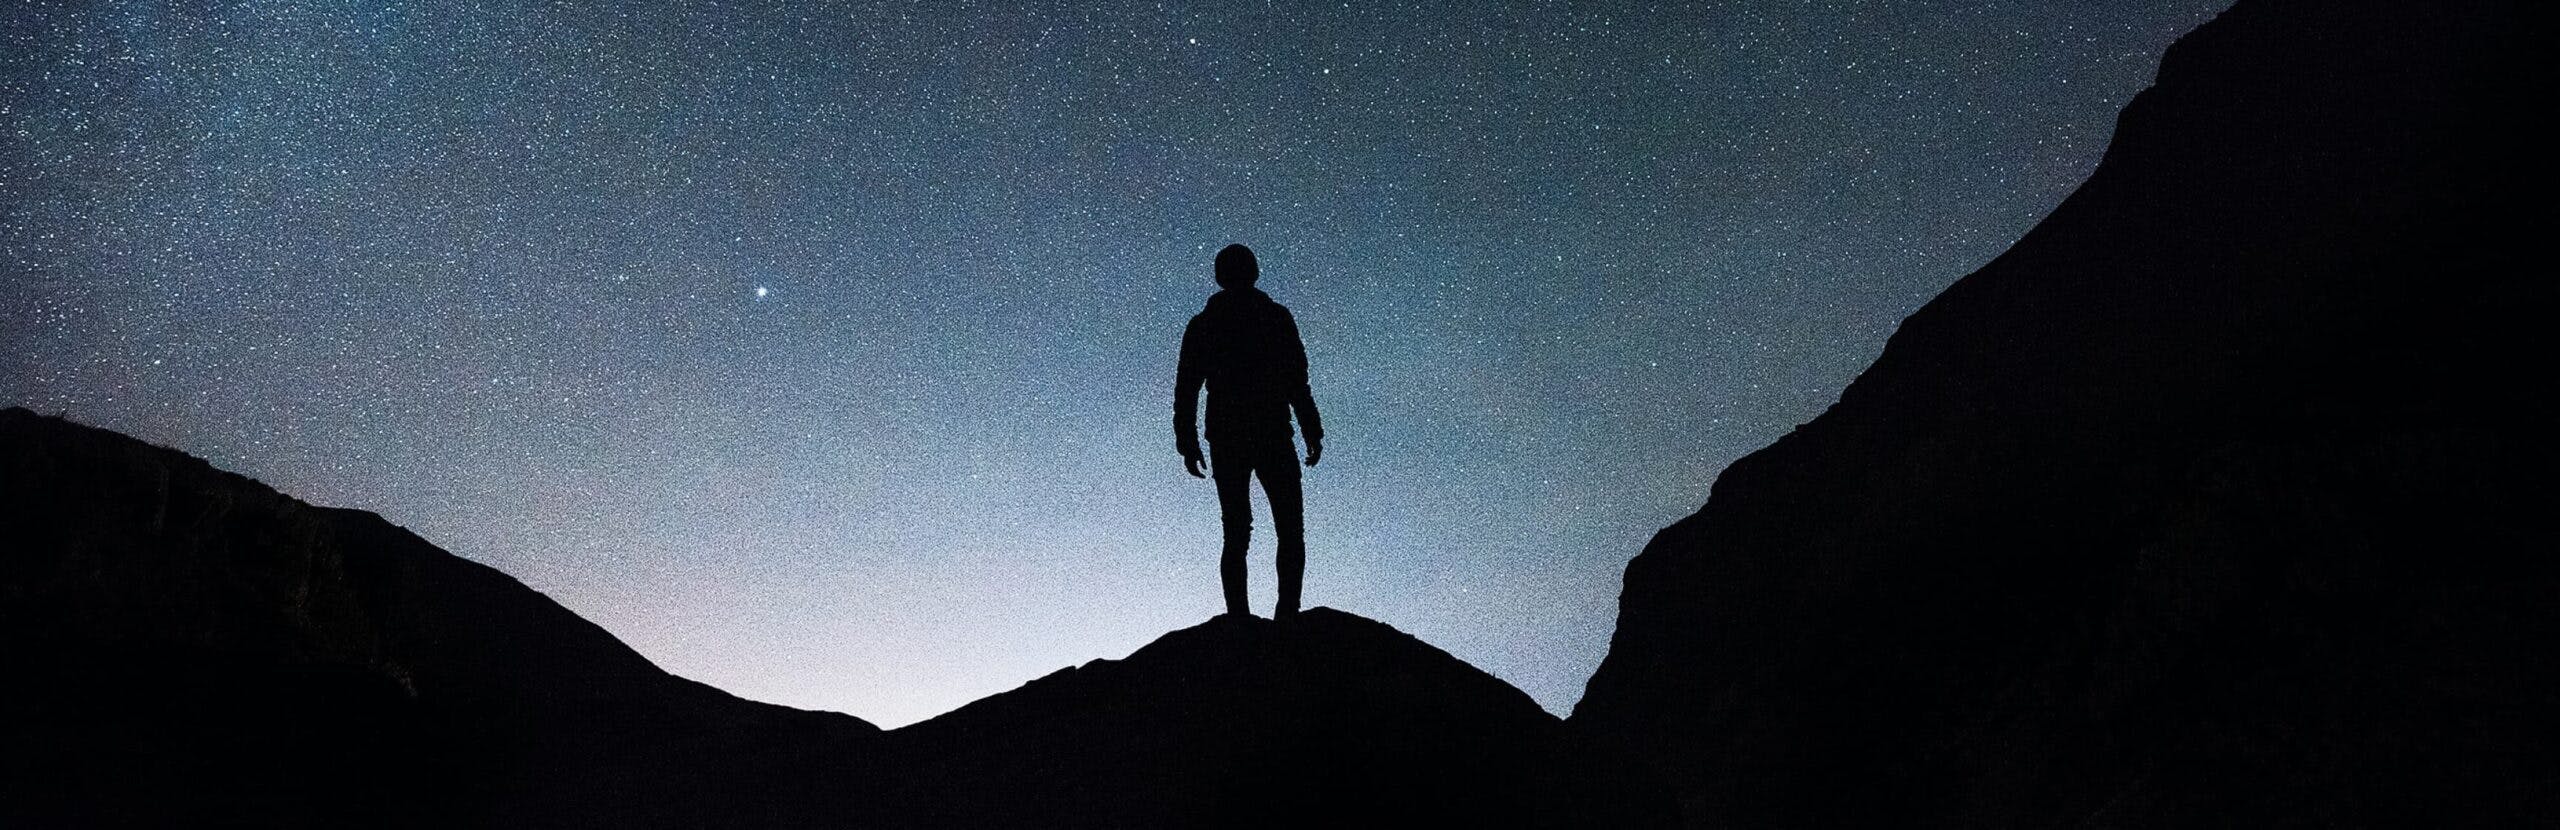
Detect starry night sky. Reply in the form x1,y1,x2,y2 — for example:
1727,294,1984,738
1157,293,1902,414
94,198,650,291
4,0,2226,727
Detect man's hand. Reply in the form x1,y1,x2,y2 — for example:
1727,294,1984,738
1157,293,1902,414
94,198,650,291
1184,454,1207,479
1304,438,1323,467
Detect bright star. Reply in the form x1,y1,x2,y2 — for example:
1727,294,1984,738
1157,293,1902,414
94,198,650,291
754,286,770,298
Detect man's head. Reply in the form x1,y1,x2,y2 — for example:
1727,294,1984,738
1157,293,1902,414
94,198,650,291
1214,244,1258,288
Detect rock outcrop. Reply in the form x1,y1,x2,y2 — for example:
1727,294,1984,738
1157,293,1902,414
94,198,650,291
865,607,1668,828
1568,0,2554,825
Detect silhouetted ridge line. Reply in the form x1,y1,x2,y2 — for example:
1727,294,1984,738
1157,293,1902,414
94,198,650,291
0,408,1672,827
0,407,879,829
1568,0,2556,826
868,607,1671,827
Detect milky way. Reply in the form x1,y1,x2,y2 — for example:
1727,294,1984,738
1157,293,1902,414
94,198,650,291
3,0,2225,726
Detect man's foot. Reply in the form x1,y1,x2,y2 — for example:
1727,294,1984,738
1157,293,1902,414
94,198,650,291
1273,605,1300,621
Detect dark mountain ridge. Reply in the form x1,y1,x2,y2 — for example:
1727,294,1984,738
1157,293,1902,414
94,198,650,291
3,405,1652,826
1569,0,2554,825
0,406,882,827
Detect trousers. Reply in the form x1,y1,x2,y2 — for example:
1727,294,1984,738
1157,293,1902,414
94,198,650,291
1210,438,1303,617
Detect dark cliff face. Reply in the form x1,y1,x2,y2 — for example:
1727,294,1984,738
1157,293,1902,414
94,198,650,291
1568,0,2554,826
0,407,880,828
864,607,1670,828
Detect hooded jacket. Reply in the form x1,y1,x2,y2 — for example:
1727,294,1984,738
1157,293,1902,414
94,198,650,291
1174,286,1323,456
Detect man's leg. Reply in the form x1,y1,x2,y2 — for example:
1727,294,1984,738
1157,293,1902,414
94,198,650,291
1211,446,1255,617
1260,445,1305,619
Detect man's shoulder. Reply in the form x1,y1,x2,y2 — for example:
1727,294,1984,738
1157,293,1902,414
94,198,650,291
1258,299,1299,330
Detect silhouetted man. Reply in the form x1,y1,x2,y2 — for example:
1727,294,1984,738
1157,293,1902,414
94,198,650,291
1176,244,1323,620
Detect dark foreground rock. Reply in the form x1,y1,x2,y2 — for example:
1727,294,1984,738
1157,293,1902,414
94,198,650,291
865,607,1669,828
1569,0,2556,826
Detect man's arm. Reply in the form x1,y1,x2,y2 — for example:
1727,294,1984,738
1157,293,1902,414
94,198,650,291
1174,317,1207,477
1283,309,1323,466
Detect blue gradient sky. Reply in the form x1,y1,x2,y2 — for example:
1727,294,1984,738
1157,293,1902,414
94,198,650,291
4,0,2223,727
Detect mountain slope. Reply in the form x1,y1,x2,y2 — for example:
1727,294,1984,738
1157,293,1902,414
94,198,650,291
1568,0,2555,826
864,607,1668,827
0,407,880,828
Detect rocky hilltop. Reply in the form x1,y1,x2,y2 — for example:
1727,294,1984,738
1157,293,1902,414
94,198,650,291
1569,0,2554,825
861,606,1666,827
